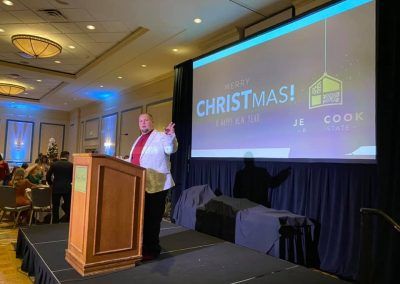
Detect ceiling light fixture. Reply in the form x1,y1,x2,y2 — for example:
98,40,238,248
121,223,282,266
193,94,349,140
2,0,14,6
11,34,62,58
68,45,76,49
100,85,104,88
141,64,147,68
0,83,25,95
36,79,42,82
172,48,179,52
86,25,96,30
54,60,61,63
0,28,5,33
117,76,123,79
194,18,202,24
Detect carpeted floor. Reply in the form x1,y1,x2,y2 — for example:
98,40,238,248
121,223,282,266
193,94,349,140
0,219,33,284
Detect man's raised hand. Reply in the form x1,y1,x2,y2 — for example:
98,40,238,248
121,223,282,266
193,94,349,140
164,122,175,135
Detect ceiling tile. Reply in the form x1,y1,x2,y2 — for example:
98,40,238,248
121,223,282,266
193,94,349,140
58,50,92,60
102,21,129,33
52,22,82,33
0,0,26,11
10,10,45,23
65,33,95,43
60,8,95,22
0,23,29,34
26,23,61,34
0,11,22,24
88,32,125,43
48,33,74,44
83,42,113,56
21,0,55,9
76,22,107,33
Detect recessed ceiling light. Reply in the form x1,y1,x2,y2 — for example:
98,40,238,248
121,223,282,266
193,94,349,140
117,76,123,79
24,92,28,95
86,25,96,30
36,79,42,82
68,45,75,49
100,85,104,88
194,18,202,24
172,48,179,52
54,60,61,63
0,28,5,33
141,64,147,68
2,0,14,6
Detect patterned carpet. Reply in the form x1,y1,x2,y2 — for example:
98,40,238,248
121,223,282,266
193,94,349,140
0,219,33,284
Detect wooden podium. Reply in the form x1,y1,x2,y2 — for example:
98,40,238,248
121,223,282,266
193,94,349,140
65,154,145,276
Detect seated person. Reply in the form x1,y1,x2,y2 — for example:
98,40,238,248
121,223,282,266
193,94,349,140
21,163,29,170
37,155,50,174
9,167,35,206
0,154,10,185
25,164,44,185
3,165,17,185
34,153,43,164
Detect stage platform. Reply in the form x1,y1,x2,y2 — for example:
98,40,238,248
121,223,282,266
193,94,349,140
16,221,347,284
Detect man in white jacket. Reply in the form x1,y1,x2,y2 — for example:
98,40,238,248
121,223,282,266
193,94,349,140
128,113,178,260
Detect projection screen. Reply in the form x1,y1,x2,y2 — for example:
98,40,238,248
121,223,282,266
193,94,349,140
192,0,375,161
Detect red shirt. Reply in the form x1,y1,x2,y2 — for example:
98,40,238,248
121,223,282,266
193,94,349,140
131,130,153,166
0,161,10,180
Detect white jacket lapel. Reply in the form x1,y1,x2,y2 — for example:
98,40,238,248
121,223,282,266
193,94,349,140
140,130,157,159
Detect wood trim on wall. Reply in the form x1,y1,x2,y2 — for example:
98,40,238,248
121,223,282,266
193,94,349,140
38,122,66,156
85,118,100,140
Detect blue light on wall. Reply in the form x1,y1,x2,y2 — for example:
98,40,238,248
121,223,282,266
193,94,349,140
0,101,44,111
100,113,118,156
4,120,34,162
85,89,119,101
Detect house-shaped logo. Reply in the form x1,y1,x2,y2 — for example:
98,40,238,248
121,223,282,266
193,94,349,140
309,73,343,109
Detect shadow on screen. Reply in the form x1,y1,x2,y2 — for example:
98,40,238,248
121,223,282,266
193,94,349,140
233,153,291,207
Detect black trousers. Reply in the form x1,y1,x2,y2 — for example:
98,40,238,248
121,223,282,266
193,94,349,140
143,189,169,255
52,192,71,223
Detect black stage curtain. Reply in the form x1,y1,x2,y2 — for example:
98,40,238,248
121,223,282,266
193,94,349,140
188,159,377,280
369,1,400,283
171,60,193,214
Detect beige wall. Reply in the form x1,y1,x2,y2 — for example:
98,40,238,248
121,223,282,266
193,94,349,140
71,73,174,156
0,105,70,163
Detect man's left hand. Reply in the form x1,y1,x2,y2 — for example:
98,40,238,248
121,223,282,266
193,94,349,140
164,122,175,135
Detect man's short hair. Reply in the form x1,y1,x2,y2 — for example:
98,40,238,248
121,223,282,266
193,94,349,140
60,151,70,158
140,113,153,121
